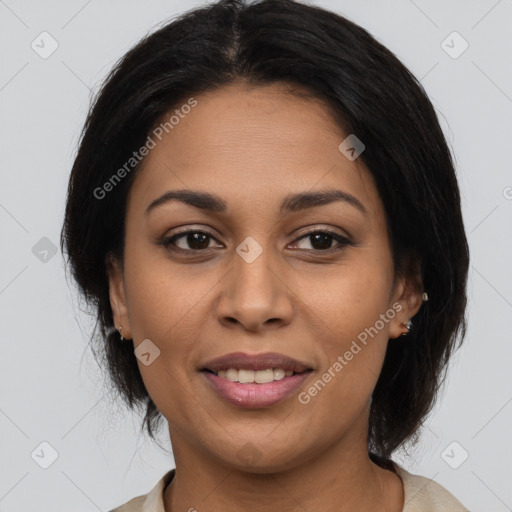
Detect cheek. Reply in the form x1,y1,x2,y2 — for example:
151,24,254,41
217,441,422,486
298,256,394,412
298,272,393,431
122,243,219,341
303,258,394,345
121,245,227,399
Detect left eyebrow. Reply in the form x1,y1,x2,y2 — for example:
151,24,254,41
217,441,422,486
280,189,367,216
145,188,367,216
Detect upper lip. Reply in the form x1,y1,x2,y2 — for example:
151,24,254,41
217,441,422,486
200,352,313,373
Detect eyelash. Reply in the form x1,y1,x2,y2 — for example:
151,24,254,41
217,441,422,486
159,227,353,255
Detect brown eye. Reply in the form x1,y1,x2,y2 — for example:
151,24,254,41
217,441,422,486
160,228,353,255
291,230,352,252
162,230,221,251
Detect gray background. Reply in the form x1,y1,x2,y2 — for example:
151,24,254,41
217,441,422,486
1,0,511,510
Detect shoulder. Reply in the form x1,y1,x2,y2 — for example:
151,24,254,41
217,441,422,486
392,462,470,511
109,469,175,512
108,464,470,511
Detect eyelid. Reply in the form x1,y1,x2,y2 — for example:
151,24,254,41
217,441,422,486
293,224,352,240
159,226,222,251
290,228,353,252
159,224,354,253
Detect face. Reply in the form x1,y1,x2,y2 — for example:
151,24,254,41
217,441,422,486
108,81,422,472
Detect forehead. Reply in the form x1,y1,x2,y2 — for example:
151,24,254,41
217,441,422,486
127,82,381,219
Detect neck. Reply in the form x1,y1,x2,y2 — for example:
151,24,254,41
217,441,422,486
163,420,404,512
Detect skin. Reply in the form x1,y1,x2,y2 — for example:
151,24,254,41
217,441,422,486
108,81,424,511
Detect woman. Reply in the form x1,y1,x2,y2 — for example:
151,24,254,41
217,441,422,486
60,0,470,510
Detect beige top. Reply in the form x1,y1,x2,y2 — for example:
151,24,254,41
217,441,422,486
110,462,469,511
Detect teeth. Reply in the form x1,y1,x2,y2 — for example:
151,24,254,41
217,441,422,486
216,368,295,383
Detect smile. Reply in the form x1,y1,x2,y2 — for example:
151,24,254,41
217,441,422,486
205,368,298,383
201,369,313,408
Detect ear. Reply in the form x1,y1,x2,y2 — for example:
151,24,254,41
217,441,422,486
106,252,132,341
388,250,424,340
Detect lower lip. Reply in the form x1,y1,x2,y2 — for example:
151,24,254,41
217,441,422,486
201,371,313,408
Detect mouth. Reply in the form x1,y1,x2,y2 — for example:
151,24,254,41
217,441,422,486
200,368,314,408
199,351,314,383
199,352,314,407
201,367,312,383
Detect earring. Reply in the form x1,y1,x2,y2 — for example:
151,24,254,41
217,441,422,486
400,319,412,336
117,326,124,341
422,292,429,302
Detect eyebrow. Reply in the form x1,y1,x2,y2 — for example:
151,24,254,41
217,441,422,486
145,188,367,216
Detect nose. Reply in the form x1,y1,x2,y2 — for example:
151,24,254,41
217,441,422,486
215,244,294,332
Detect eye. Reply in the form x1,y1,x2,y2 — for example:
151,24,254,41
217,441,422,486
161,229,221,251
290,229,353,252
160,228,353,254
